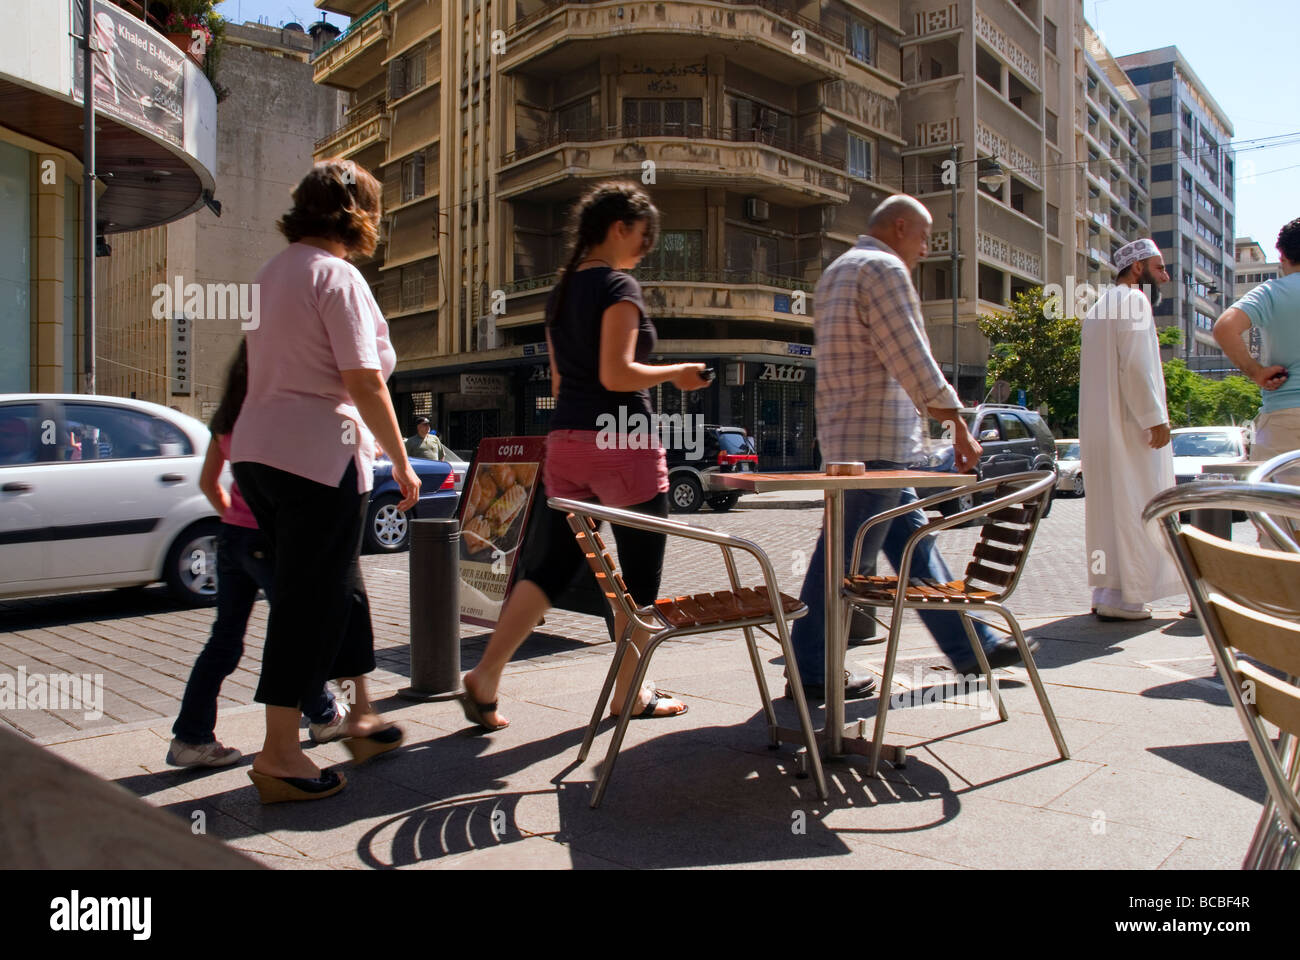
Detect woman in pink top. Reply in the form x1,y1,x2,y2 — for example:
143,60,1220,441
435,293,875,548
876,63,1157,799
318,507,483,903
231,161,419,803
168,342,347,768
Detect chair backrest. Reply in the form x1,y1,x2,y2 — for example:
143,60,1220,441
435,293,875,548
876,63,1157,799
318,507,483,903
560,509,647,629
1145,481,1300,837
961,473,1053,601
1249,451,1300,552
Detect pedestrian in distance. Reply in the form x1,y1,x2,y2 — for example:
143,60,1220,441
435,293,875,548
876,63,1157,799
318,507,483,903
460,181,713,730
1079,237,1182,620
404,416,446,461
231,159,419,803
167,340,349,768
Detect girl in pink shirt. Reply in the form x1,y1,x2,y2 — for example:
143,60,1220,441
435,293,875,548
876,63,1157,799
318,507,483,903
168,342,348,768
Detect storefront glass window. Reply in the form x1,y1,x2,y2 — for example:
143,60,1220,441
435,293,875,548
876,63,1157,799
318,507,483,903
0,142,31,392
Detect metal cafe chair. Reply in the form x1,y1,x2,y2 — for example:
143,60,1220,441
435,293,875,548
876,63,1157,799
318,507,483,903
1145,480,1300,869
1248,450,1300,551
546,496,828,808
839,471,1069,777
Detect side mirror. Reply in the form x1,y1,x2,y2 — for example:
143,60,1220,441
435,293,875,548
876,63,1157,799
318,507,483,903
979,429,999,443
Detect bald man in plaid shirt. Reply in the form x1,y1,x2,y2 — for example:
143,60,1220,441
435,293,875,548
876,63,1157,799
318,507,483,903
788,195,1036,702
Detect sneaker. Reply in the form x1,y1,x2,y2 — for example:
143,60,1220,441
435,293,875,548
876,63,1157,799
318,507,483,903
166,737,242,768
308,700,350,745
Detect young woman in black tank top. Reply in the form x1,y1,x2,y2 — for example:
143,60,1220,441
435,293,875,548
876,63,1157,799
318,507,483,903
459,182,712,730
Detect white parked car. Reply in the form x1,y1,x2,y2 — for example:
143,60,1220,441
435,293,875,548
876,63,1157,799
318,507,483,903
0,394,220,605
1055,439,1083,496
1170,426,1249,484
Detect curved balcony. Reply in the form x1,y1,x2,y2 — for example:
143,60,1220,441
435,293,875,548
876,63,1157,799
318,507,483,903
501,0,846,83
312,2,389,91
499,268,815,327
501,123,849,206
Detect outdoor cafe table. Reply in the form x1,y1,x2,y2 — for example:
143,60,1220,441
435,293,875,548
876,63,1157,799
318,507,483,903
713,469,976,762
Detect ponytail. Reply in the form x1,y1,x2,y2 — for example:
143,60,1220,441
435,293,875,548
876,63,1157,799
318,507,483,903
546,181,659,328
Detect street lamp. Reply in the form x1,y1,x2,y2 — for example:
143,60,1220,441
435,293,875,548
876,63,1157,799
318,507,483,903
1183,271,1219,362
949,146,1007,401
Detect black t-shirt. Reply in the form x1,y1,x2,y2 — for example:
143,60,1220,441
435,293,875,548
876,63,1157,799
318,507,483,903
547,267,657,431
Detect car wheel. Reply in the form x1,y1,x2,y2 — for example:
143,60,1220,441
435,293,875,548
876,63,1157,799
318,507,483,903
163,520,219,606
1073,473,1085,497
670,474,704,513
367,495,410,552
707,492,740,512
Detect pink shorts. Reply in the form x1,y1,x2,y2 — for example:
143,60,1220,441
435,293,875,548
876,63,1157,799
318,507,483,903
544,429,668,507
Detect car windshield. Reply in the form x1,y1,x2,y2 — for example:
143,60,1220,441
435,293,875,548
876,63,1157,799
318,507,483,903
717,431,751,454
1057,443,1080,460
1171,432,1240,458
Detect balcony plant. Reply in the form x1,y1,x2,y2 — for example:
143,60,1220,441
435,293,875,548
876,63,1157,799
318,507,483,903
158,0,227,98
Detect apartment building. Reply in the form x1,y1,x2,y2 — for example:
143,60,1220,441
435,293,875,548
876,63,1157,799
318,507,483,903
898,0,1149,399
313,0,909,468
95,20,347,413
1118,46,1236,373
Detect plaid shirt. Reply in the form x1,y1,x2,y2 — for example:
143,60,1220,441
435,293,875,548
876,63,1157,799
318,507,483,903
814,236,960,465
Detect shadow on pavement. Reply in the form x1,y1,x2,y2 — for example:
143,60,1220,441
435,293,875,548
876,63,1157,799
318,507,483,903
0,585,200,629
1147,740,1265,805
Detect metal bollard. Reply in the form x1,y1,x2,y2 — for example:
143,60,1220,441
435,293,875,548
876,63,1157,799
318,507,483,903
399,518,463,702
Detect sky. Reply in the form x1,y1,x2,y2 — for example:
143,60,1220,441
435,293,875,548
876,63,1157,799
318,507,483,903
221,0,1299,259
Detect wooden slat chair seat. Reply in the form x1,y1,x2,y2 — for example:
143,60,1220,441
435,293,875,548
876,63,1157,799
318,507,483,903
1145,482,1300,869
840,471,1069,776
550,497,828,808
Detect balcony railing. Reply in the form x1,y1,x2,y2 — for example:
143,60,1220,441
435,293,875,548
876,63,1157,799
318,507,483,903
502,268,815,295
315,100,388,151
311,0,387,62
504,122,845,170
506,0,845,44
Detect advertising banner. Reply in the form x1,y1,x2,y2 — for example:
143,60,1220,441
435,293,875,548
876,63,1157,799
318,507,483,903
457,436,546,627
71,0,186,150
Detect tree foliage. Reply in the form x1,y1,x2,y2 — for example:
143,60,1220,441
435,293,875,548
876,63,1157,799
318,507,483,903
1162,359,1262,427
976,288,1262,434
977,288,1081,433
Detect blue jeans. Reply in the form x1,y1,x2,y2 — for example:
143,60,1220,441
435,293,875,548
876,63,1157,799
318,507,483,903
172,524,337,745
790,459,997,685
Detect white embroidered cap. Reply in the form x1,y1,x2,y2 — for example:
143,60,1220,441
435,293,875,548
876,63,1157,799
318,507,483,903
1113,238,1160,273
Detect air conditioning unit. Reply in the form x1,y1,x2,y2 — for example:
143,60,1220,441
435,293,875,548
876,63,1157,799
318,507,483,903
745,197,769,222
477,315,498,351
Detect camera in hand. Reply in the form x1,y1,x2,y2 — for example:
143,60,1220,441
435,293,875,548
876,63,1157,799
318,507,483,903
700,367,716,383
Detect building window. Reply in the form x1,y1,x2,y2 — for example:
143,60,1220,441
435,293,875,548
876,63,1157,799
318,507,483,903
411,392,433,417
1149,96,1172,114
849,20,871,63
847,133,872,180
1151,130,1171,150
1046,203,1059,237
401,152,424,202
557,98,593,137
1151,164,1172,182
1045,109,1058,146
1152,197,1172,216
639,230,704,276
1043,17,1057,54
726,96,790,143
624,98,703,137
0,141,30,392
400,265,423,310
388,46,426,100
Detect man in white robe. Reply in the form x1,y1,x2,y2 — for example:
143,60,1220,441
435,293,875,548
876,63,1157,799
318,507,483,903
1079,238,1183,620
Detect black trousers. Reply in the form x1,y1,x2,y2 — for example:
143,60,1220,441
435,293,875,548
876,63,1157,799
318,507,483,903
231,459,376,709
517,492,669,607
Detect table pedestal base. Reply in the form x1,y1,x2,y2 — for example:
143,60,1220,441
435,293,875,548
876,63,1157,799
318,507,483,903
772,724,908,777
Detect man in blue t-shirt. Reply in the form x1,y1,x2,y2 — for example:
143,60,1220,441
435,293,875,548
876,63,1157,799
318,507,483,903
1214,217,1300,480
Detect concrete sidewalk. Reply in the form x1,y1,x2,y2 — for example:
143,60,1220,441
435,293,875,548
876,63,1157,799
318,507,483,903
29,603,1264,870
